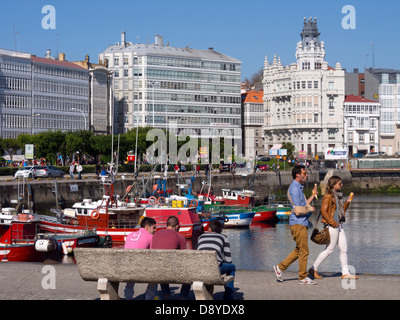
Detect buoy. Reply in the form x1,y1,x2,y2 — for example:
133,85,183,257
91,210,100,220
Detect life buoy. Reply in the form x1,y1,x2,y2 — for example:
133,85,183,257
224,216,229,222
126,185,132,193
158,197,166,205
91,210,100,220
148,196,157,206
190,199,198,207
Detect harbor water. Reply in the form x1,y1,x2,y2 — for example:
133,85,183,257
224,194,400,275
60,193,400,275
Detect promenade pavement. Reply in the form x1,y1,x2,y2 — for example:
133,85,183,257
0,261,399,300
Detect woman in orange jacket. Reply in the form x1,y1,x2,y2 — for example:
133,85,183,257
308,176,358,280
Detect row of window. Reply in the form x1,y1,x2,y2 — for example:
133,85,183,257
33,95,88,112
348,132,376,143
0,94,31,109
138,103,240,115
0,59,31,74
345,104,380,114
142,114,241,126
33,79,89,96
33,65,87,80
0,76,31,91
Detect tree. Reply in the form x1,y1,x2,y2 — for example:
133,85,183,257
0,138,20,163
282,142,295,158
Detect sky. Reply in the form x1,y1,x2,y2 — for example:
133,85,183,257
1,0,399,80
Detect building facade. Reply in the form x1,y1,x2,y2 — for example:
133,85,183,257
31,52,89,134
241,90,264,158
263,17,345,160
0,49,32,138
0,48,112,139
366,69,400,155
98,33,242,140
343,95,380,155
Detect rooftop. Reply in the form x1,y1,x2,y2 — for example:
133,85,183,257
101,34,241,64
344,94,380,104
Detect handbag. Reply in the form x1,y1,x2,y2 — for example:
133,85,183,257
310,212,330,245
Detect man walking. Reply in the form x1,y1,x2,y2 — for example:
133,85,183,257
273,165,318,284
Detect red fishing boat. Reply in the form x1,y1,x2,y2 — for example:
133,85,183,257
251,206,277,222
0,210,50,262
144,200,202,239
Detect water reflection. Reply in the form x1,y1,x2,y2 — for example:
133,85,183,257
224,194,400,275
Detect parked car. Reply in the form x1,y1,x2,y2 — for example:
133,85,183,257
219,163,231,173
256,156,271,162
394,152,400,158
365,152,386,158
14,166,36,179
33,165,64,178
258,164,269,171
353,152,364,158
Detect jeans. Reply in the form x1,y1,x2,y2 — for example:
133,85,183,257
312,225,350,275
278,224,309,280
220,262,236,299
160,284,191,299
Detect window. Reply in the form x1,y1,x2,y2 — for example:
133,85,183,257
114,57,119,66
314,81,318,89
328,82,334,90
329,98,334,109
369,133,375,142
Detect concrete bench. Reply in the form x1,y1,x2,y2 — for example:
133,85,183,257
74,248,234,300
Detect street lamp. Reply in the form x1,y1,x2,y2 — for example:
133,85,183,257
71,108,87,130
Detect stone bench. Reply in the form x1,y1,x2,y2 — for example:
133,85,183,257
74,248,234,300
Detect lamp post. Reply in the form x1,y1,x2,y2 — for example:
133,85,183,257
71,108,87,130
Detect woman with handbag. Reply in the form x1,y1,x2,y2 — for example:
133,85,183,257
308,176,358,280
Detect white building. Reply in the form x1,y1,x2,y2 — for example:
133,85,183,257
241,90,264,158
263,17,345,160
0,48,113,138
0,49,32,138
31,52,89,134
99,33,242,140
343,95,380,155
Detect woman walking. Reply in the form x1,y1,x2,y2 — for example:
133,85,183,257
308,176,358,280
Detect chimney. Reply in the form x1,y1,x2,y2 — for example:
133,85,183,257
155,34,163,46
121,32,126,47
59,53,65,61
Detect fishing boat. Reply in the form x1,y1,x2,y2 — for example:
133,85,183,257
251,206,277,222
0,209,56,262
267,194,291,221
210,206,255,228
36,195,144,244
144,202,203,239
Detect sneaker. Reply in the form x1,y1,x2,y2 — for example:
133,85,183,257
299,277,317,285
273,265,283,282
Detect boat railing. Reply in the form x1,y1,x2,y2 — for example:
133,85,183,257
107,219,140,230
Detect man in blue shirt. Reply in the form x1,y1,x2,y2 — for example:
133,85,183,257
273,165,318,284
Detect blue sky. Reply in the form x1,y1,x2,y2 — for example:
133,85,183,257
1,0,399,80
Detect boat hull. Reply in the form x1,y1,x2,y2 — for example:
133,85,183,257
38,221,137,243
0,243,45,262
252,207,277,222
275,207,292,220
223,211,255,228
145,206,202,240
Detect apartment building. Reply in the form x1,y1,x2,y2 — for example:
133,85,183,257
263,17,345,159
241,90,264,158
99,33,242,140
343,95,380,155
